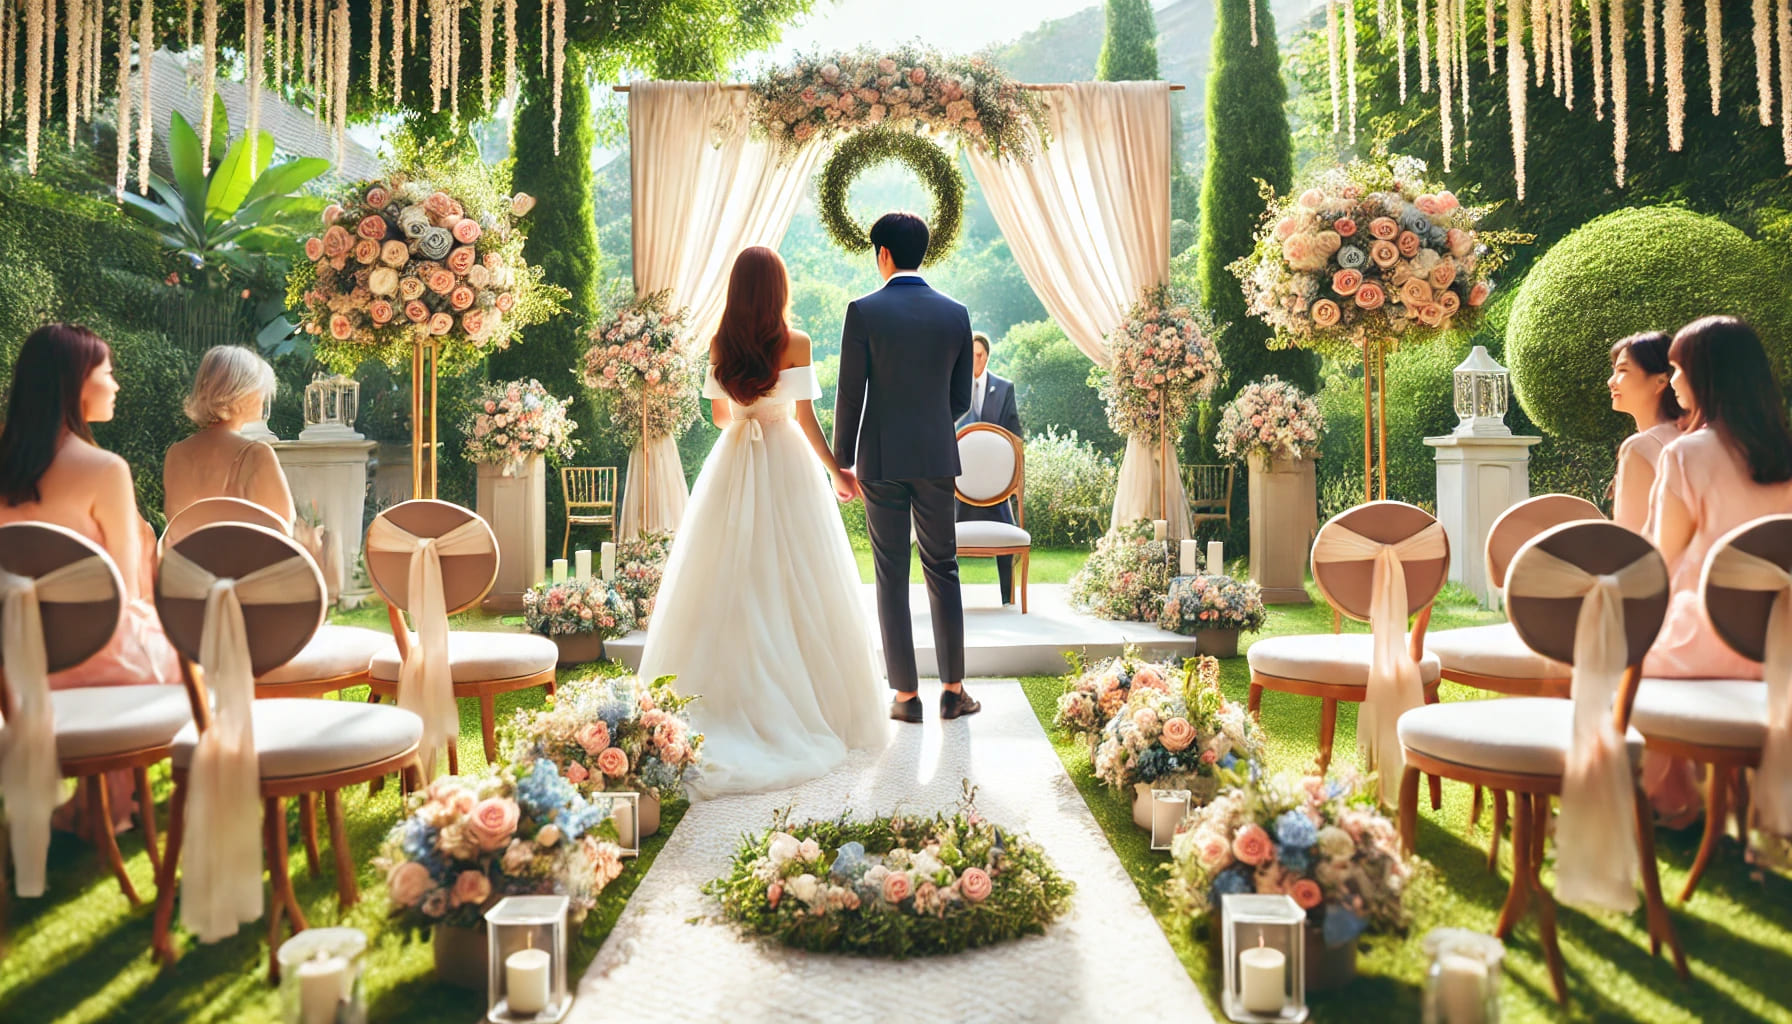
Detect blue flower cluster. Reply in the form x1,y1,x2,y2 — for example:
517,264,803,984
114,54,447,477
1210,865,1253,902
1322,904,1365,947
1134,746,1197,782
1273,809,1318,873
517,759,609,840
830,841,868,883
401,818,448,879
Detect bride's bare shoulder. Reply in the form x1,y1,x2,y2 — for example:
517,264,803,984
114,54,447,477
780,330,813,370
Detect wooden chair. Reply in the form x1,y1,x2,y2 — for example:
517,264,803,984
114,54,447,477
0,523,192,906
561,466,618,557
1395,520,1686,1002
364,500,558,770
953,423,1031,614
1630,513,1788,901
150,522,423,979
1182,463,1234,535
1245,502,1450,809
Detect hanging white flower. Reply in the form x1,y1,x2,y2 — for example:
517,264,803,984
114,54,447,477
1559,0,1573,108
247,0,263,169
1613,0,1629,185
480,0,496,112
138,0,154,192
1590,0,1606,121
1419,0,1431,91
1780,0,1792,163
1484,0,1495,72
1665,0,1685,150
201,0,218,171
392,0,404,105
1643,0,1658,90
552,0,567,154
1347,0,1358,143
1755,0,1774,126
1327,0,1342,133
1708,0,1722,116
1,0,14,125
1398,0,1408,103
370,0,381,96
1250,0,1259,46
1508,0,1527,201
64,0,79,147
115,0,133,201
1438,0,1453,170
505,0,518,106
1531,0,1547,88
24,0,40,173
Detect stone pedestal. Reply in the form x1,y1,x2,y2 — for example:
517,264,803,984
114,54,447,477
371,441,414,509
1424,433,1542,608
477,458,547,612
1247,453,1317,604
273,437,376,607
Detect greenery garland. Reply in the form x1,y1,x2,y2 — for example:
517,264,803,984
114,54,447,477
704,785,1073,958
816,129,965,268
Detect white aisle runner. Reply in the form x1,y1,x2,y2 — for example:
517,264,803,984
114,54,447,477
570,680,1213,1024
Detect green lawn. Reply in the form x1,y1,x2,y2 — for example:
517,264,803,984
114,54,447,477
849,542,1090,586
1018,584,1792,1024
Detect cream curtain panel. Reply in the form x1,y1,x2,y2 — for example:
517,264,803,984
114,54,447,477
624,82,824,536
965,83,1188,537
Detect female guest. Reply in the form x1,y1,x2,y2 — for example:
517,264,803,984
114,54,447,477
1643,317,1792,822
0,323,179,831
163,345,295,524
1606,331,1683,532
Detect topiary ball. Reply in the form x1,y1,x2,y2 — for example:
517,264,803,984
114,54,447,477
1506,206,1792,450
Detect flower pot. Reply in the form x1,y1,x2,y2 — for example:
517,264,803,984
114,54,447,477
1132,783,1154,830
549,631,604,667
1247,453,1316,604
1195,628,1240,658
1306,921,1359,992
432,923,488,990
477,457,547,612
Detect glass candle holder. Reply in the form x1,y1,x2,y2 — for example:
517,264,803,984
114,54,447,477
486,896,572,1023
1221,894,1307,1023
605,790,642,857
1422,928,1505,1024
277,927,367,1024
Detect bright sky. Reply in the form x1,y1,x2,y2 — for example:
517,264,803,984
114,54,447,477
761,0,1103,61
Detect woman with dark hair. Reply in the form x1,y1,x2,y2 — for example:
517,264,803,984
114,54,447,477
637,247,885,797
1606,331,1684,532
0,324,179,832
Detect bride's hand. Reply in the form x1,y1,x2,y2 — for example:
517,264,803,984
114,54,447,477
832,467,861,503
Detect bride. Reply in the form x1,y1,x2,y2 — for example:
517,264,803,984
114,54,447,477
639,246,888,797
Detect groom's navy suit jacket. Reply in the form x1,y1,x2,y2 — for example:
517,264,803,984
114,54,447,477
833,275,975,483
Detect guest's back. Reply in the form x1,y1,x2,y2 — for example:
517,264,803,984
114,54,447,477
162,345,295,525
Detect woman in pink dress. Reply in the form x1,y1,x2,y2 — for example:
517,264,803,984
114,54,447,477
0,323,180,833
1606,331,1683,533
1641,317,1792,822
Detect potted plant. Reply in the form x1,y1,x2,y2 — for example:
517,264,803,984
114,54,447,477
522,577,635,666
1158,574,1268,658
1215,378,1323,605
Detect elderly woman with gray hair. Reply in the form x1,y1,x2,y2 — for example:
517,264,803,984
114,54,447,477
162,345,296,525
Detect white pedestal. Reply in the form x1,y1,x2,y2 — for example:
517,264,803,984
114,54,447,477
1247,453,1316,604
273,438,376,607
1425,432,1541,608
477,458,548,612
372,442,414,509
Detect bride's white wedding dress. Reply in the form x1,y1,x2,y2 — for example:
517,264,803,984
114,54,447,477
639,364,888,798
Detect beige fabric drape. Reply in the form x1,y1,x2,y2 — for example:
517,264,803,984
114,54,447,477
1703,545,1792,833
625,81,825,537
965,83,1184,535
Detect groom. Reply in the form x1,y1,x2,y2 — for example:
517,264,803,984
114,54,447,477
833,212,978,724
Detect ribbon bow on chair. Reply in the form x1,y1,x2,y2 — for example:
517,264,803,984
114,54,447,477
0,557,117,897
1506,547,1667,913
364,517,492,780
1311,520,1448,809
159,548,318,943
1705,545,1792,834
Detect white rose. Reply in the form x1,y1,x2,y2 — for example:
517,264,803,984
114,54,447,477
368,267,400,296
790,873,820,905
768,833,799,865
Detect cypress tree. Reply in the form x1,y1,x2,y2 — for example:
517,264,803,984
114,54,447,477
1096,0,1160,82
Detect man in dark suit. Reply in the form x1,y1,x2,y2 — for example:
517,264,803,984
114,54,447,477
833,212,978,725
956,331,1024,605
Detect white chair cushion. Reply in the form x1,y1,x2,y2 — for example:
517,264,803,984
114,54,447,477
1397,697,1644,776
1247,633,1442,688
1630,678,1768,750
956,431,1018,503
956,521,1031,549
53,685,192,762
1426,623,1570,681
172,699,422,779
369,631,559,683
258,625,389,686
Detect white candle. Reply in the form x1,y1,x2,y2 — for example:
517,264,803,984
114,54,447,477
600,541,616,581
1239,942,1286,1015
296,953,348,1024
1436,952,1489,1024
575,548,593,580
1180,539,1200,576
505,947,553,1016
1153,519,1168,542
1150,791,1188,847
551,558,568,583
612,798,638,850
1208,541,1225,575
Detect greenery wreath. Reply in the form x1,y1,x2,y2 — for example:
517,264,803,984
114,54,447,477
817,128,965,268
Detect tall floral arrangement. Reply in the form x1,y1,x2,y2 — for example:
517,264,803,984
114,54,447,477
460,378,577,471
1214,375,1323,464
1068,519,1175,623
1090,656,1264,793
580,293,701,447
615,532,674,627
505,675,703,802
1091,285,1223,442
1053,650,1178,743
743,44,1048,159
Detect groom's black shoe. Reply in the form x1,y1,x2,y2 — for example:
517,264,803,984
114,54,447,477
890,695,924,723
940,688,981,720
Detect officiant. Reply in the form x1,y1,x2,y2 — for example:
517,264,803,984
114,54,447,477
956,331,1024,606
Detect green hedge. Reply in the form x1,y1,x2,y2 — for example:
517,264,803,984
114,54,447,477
1507,206,1792,453
989,319,1123,456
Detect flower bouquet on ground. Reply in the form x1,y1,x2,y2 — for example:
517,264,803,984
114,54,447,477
1166,769,1413,951
703,783,1073,958
1091,656,1263,800
1068,519,1175,622
505,674,702,804
614,532,674,628
1052,649,1178,745
1214,376,1324,465
580,293,701,447
376,761,626,931
522,578,635,641
1090,285,1223,442
460,378,578,472
1159,575,1268,637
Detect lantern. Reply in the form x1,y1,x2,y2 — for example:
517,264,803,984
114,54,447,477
277,927,366,1024
301,374,363,441
1221,893,1307,1022
485,896,572,1022
1451,346,1511,437
1423,928,1505,1024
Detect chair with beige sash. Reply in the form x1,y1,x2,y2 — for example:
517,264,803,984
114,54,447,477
1246,501,1450,810
364,500,558,774
150,522,422,978
1630,514,1786,901
953,424,1031,614
0,523,191,907
1395,521,1686,1002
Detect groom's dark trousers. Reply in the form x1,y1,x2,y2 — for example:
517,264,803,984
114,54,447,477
861,477,966,690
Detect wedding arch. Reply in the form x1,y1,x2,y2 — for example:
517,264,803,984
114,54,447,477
614,73,1194,539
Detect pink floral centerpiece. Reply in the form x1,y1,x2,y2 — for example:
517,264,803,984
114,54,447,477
460,378,578,473
504,674,703,803
1214,376,1324,465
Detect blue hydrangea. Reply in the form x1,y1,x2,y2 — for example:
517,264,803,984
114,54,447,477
556,793,611,840
1211,866,1253,902
1322,905,1365,948
517,758,579,823
1399,207,1430,234
1277,845,1311,874
637,758,678,795
400,818,439,862
1274,810,1318,850
1219,752,1238,770
1135,747,1171,781
830,842,867,882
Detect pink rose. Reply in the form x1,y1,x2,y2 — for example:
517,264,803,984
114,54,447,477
1333,216,1358,237
495,292,516,313
447,246,477,276
1274,217,1297,240
576,722,611,756
1396,230,1422,258
1369,240,1399,268
468,797,520,850
426,268,456,294
304,237,325,261
1161,717,1196,752
1414,193,1442,216
510,192,537,217
1354,282,1386,310
1400,278,1434,306
1200,749,1220,764
328,313,354,340
424,190,458,218
767,881,783,908
1438,290,1462,316
1281,235,1313,265
1436,189,1460,212
388,860,431,905
451,869,491,907
357,214,388,240
452,218,482,244
399,276,426,300
1331,269,1364,296
565,761,589,784
428,312,454,335
959,867,993,903
1291,878,1324,910
322,225,354,257
322,203,344,224
450,286,476,310
1315,230,1342,255
1368,217,1399,240
1310,299,1341,328
1298,188,1324,210
365,186,391,208
1415,303,1445,328
1233,824,1274,866
1445,227,1475,258
370,299,395,324
1467,281,1491,307
1429,261,1458,290
354,238,380,264
1133,666,1166,692
909,67,927,85
597,746,629,777
404,300,430,323
882,871,912,903
1196,832,1232,871
380,239,410,267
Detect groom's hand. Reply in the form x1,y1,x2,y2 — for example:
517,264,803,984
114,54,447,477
833,467,862,503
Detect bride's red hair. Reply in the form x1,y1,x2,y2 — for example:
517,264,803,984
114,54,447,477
712,246,790,405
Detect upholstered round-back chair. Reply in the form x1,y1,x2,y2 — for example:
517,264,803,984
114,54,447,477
159,497,287,553
953,424,1031,613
